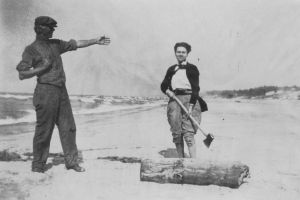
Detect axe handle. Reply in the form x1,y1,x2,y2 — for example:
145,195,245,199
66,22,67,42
172,95,208,137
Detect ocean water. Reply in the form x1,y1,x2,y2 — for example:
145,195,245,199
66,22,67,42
0,92,167,126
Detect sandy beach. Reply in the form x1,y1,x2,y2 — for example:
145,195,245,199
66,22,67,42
1,98,300,200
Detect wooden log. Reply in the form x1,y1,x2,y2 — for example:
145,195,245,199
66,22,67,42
140,158,249,188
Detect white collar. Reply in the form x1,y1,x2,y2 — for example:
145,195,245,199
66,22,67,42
178,61,187,66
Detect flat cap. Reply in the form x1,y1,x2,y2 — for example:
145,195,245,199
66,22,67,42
34,16,57,27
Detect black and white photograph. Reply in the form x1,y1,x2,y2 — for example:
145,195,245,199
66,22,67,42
0,0,299,199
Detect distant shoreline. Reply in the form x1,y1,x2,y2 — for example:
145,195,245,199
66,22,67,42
205,85,300,100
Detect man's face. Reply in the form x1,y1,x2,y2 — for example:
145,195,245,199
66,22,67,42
40,25,55,38
175,46,188,63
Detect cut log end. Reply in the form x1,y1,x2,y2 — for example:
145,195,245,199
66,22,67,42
140,158,250,188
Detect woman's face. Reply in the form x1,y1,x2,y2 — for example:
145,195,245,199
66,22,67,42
175,46,188,63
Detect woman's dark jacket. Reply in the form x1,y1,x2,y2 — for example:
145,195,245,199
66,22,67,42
160,62,208,112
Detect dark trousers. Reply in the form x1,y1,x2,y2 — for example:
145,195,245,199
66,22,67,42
32,83,78,169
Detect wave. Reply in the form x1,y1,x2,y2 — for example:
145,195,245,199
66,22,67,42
0,93,32,100
0,110,36,125
0,93,167,126
73,101,165,115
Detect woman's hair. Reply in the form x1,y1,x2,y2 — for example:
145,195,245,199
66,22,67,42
174,42,191,53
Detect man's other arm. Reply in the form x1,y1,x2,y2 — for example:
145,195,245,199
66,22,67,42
17,58,51,80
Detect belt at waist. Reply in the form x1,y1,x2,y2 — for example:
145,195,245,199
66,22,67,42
37,81,65,88
173,89,192,95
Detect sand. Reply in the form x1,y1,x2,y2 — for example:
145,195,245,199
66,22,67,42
0,99,300,200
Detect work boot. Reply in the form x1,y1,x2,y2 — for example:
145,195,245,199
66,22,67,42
32,167,44,173
175,143,185,158
66,164,85,172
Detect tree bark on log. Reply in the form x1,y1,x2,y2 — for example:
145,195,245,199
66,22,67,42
140,158,249,188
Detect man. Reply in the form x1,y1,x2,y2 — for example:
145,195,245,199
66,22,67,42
16,16,110,172
161,42,207,158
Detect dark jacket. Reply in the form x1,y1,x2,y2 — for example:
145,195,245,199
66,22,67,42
160,62,208,112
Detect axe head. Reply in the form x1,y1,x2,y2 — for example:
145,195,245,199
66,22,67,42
203,133,214,148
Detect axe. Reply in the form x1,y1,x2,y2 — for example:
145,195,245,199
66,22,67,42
166,90,214,148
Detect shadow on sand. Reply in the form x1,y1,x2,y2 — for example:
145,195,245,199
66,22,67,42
0,150,83,172
158,148,189,158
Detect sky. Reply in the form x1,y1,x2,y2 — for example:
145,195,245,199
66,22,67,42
1,0,300,96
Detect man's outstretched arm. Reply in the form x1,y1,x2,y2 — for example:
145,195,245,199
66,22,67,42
76,36,111,48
